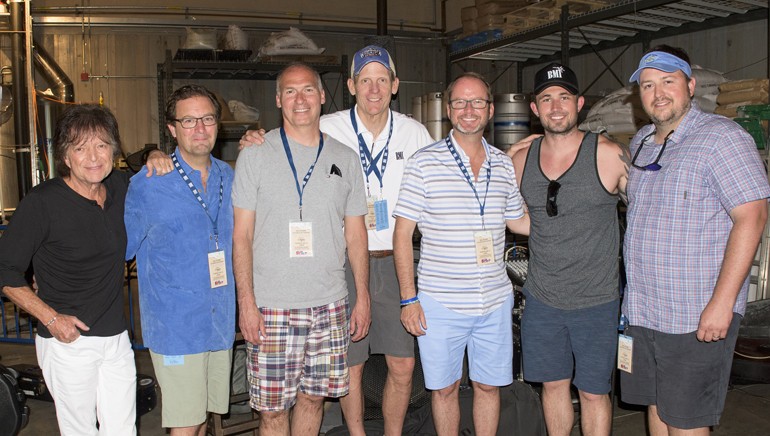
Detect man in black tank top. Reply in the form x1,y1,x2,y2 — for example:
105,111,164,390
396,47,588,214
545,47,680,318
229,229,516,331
509,63,630,436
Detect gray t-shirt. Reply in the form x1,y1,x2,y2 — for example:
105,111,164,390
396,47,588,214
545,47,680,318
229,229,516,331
232,128,367,309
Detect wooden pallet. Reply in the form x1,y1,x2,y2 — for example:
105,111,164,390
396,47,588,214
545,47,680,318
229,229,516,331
503,0,618,35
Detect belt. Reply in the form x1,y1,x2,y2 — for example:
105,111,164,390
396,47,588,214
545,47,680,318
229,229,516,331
369,250,393,258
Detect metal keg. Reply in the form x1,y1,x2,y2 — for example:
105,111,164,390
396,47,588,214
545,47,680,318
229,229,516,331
411,96,422,123
420,94,428,130
493,93,530,151
425,92,450,141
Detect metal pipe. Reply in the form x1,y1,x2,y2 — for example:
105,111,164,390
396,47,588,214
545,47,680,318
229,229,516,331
33,40,75,102
33,5,441,31
10,0,31,198
377,0,387,35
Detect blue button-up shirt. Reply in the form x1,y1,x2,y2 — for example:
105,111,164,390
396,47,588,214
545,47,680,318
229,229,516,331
624,103,770,334
125,148,235,355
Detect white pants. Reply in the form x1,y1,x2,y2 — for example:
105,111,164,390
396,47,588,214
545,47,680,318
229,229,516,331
36,331,137,436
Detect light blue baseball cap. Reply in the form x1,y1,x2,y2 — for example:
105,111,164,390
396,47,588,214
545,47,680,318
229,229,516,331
629,51,692,84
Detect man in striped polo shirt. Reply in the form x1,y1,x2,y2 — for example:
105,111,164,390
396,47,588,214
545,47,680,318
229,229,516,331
393,72,530,436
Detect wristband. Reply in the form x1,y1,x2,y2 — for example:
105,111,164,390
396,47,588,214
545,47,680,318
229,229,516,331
400,296,419,307
44,315,57,327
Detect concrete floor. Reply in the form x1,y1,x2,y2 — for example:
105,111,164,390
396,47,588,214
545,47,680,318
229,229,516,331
2,341,770,435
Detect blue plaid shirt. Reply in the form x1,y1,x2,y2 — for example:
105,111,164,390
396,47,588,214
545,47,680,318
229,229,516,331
623,102,770,334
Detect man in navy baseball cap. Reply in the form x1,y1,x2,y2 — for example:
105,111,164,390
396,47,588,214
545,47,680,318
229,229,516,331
351,45,397,77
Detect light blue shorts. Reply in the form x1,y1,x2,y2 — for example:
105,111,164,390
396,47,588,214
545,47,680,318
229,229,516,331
416,292,513,390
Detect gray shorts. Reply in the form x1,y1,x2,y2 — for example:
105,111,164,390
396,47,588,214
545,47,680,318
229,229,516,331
346,255,414,366
620,314,742,429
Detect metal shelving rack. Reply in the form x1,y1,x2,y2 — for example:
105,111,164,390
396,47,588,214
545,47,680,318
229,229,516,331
450,0,768,67
156,50,350,154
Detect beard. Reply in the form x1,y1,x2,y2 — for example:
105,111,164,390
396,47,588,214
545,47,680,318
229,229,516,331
648,97,692,129
541,113,577,135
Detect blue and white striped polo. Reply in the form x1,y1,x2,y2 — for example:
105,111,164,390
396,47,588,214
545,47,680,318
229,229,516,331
393,132,525,316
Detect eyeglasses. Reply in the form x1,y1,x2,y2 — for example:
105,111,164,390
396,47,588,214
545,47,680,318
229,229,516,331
631,130,674,171
449,99,491,110
546,180,561,217
172,115,218,129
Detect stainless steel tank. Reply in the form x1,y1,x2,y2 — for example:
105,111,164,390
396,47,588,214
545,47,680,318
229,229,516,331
425,92,450,141
411,96,422,123
493,93,530,151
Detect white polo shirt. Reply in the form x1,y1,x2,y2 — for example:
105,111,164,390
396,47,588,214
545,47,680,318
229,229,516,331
321,108,434,250
393,132,525,315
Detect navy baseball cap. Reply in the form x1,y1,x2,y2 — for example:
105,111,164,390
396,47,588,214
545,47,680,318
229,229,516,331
629,51,692,84
351,45,396,77
534,63,579,95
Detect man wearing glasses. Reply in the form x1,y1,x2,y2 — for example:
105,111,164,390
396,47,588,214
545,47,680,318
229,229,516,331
125,84,236,435
621,46,770,435
508,63,629,436
394,72,530,435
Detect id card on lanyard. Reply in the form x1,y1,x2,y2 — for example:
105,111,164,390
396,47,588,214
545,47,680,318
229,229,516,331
281,128,324,257
171,152,227,288
444,136,493,266
351,107,392,232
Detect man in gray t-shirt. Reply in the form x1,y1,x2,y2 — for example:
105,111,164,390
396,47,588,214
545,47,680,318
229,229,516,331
232,62,368,435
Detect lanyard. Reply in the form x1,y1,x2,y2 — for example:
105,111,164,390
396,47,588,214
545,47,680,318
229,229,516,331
171,152,224,248
444,136,491,218
280,127,324,221
350,106,393,196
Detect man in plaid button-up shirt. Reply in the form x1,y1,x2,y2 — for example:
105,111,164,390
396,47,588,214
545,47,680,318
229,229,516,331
621,45,770,435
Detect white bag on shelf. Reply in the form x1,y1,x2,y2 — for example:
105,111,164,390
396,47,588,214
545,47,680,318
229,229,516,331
258,27,325,56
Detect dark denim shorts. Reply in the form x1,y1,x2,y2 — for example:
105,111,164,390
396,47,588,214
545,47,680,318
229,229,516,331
521,290,619,394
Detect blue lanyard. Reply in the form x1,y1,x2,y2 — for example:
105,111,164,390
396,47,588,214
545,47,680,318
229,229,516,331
280,127,324,221
444,136,491,217
350,106,393,195
171,152,224,248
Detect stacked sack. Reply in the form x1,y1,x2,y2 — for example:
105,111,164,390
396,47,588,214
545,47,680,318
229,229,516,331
476,0,529,32
715,79,770,118
461,6,479,36
579,65,726,136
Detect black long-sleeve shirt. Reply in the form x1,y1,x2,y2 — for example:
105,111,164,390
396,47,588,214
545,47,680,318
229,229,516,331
0,171,128,338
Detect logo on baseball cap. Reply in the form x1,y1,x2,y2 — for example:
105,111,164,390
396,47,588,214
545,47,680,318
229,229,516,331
534,63,579,95
629,51,692,84
351,45,396,77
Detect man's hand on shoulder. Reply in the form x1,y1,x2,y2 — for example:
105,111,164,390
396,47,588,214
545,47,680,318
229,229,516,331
239,129,267,150
144,150,174,177
506,134,541,160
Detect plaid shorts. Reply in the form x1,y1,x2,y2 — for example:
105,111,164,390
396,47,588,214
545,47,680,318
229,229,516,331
246,296,350,411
